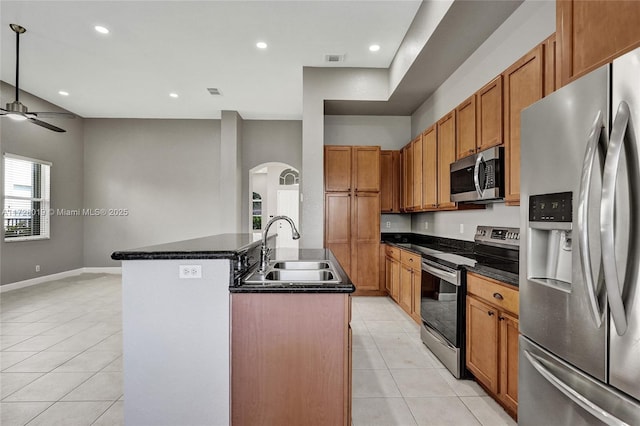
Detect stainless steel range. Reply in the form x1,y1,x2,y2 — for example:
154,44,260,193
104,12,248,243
417,226,519,378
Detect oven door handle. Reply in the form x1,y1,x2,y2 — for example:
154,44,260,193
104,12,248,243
422,262,459,286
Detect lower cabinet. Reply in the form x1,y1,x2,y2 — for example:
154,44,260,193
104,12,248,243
465,272,519,418
384,244,421,324
231,293,352,426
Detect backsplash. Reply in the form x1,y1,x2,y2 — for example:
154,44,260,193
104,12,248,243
380,214,412,233
411,202,520,241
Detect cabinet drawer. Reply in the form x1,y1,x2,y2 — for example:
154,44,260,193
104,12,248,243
400,250,421,269
385,244,400,260
467,272,519,316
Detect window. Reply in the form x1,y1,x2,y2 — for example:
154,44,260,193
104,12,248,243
279,168,299,185
252,192,262,230
3,154,51,241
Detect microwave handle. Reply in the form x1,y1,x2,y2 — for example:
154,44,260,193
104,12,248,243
473,153,484,197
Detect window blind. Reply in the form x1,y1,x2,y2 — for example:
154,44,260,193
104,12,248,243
3,153,51,241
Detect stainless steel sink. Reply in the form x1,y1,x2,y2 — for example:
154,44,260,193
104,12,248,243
271,261,330,270
264,270,336,282
243,259,342,285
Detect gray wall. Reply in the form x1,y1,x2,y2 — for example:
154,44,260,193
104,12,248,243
409,0,555,240
83,118,221,267
1,82,85,285
241,120,302,233
302,67,389,248
324,115,410,150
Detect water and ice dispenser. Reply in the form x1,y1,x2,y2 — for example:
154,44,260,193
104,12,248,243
528,192,573,290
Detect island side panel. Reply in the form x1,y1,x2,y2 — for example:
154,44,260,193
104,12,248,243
122,259,231,426
231,293,350,426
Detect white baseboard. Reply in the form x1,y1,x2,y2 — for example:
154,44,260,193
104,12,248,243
1,267,122,293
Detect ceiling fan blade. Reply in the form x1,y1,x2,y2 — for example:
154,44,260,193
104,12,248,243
27,117,66,132
30,111,77,119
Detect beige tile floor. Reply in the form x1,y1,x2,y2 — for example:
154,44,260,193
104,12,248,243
1,274,517,425
351,296,517,426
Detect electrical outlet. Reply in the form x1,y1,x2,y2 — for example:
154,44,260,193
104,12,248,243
179,265,202,279
386,221,391,229
35,265,40,272
424,221,429,230
459,224,465,234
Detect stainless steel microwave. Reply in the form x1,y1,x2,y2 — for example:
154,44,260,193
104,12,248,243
450,146,504,202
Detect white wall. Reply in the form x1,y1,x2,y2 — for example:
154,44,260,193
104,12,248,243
83,119,222,267
409,0,555,240
324,115,411,150
381,214,412,233
411,0,555,137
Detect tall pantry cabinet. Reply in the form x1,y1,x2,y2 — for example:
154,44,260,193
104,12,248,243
325,146,381,294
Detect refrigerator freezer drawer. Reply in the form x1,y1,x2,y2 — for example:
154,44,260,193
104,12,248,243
519,336,640,426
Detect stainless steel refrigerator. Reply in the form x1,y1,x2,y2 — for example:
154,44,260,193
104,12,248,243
519,47,640,425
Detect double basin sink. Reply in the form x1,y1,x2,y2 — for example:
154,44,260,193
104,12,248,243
243,260,341,286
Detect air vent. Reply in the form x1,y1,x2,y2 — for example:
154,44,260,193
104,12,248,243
325,54,345,63
207,88,222,95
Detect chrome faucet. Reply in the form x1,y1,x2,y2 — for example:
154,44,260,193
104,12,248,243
259,215,301,273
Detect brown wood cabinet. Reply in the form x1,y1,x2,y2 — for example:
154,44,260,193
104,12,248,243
403,142,414,211
456,95,477,160
384,245,401,302
476,76,503,152
412,135,423,210
324,146,381,295
437,111,457,210
231,293,351,426
557,0,640,87
324,146,380,193
503,45,544,206
422,125,438,210
395,247,422,324
380,150,400,213
466,272,519,419
544,33,559,96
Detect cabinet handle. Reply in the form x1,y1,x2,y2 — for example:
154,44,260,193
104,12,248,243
488,311,495,316
499,316,505,321
493,292,504,300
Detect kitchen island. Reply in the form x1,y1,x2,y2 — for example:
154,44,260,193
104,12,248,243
112,234,354,426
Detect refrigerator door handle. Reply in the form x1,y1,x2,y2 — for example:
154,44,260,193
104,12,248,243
601,101,630,335
578,110,606,328
473,153,484,197
524,350,630,426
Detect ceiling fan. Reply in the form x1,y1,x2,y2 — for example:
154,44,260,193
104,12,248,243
0,24,75,132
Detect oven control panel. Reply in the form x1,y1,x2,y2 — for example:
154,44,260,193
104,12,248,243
475,226,520,247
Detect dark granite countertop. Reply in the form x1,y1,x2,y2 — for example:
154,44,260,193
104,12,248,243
232,248,355,294
381,233,519,287
111,233,266,261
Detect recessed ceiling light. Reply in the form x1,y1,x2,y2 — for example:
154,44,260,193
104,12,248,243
169,93,179,98
369,44,380,52
256,41,268,49
94,25,109,34
58,91,69,96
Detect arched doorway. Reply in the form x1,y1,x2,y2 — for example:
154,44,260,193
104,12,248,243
249,162,300,249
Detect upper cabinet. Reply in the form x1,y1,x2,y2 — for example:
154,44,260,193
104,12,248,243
324,146,352,192
455,95,476,160
557,0,640,87
503,44,544,206
412,135,423,210
437,110,457,210
543,33,559,96
380,150,400,213
353,146,381,192
476,76,504,152
422,125,438,210
324,146,380,193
